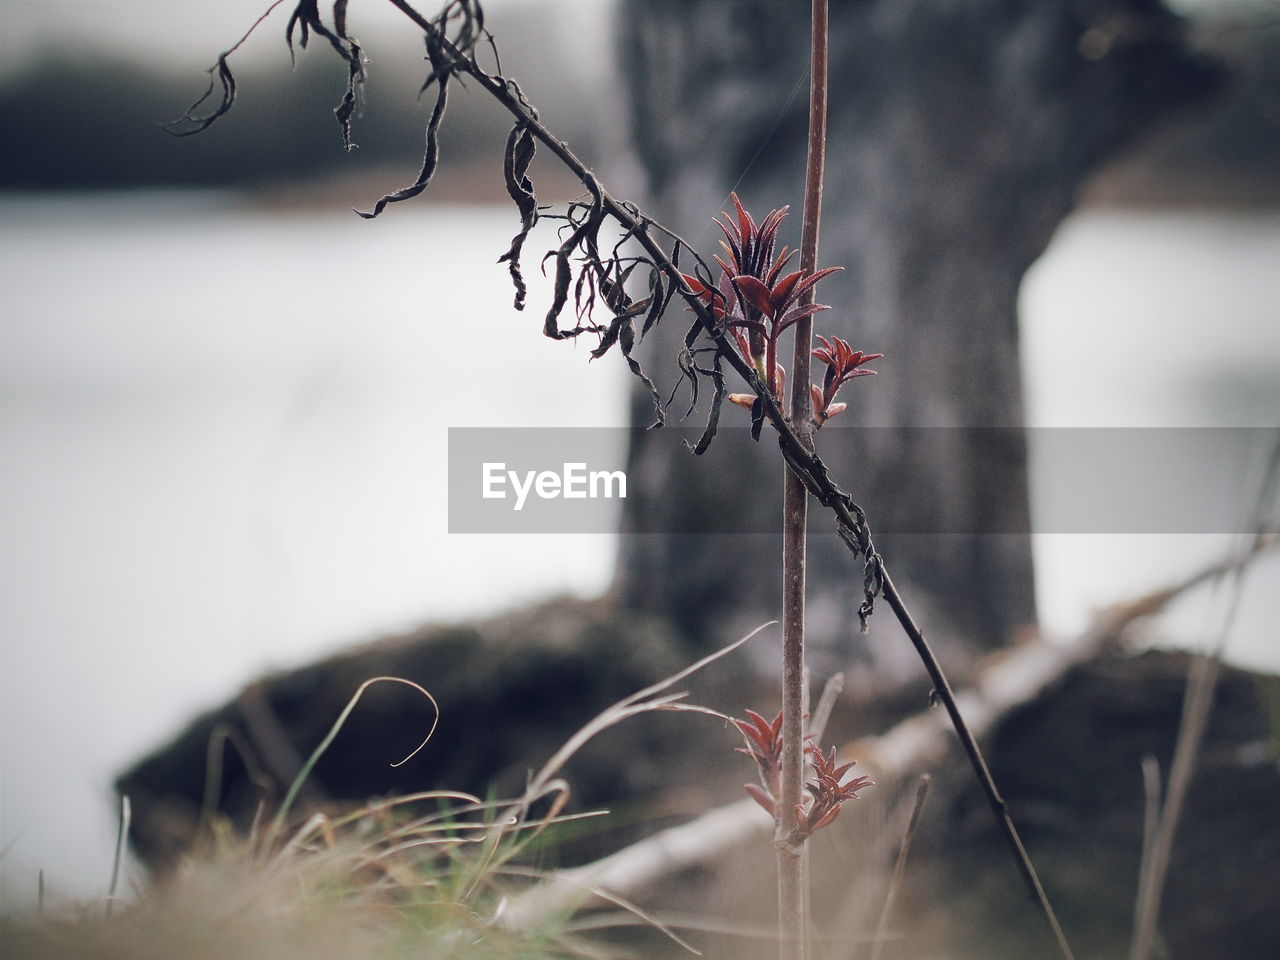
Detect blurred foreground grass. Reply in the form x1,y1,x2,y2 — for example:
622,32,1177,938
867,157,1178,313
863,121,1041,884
3,799,614,960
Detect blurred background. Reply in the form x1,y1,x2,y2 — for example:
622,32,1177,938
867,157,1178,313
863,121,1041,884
1,0,1277,914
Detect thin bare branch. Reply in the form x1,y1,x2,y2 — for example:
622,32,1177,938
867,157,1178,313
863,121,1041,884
1130,438,1279,960
869,775,931,960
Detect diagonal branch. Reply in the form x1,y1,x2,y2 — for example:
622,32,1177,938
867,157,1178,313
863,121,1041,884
174,4,1098,953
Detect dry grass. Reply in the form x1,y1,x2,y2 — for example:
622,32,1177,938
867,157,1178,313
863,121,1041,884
3,631,767,960
5,832,589,960
5,767,640,960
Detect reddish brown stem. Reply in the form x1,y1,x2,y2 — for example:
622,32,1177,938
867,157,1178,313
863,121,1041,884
778,4,829,959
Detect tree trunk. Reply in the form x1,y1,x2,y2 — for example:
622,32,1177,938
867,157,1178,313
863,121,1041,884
613,0,1219,688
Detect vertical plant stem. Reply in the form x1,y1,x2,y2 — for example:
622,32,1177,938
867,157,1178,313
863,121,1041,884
869,775,932,960
778,3,829,959
778,494,808,960
107,794,131,919
1130,653,1220,960
1131,442,1277,960
1130,753,1162,956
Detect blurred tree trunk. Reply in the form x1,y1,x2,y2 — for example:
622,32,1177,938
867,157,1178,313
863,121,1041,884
613,0,1219,688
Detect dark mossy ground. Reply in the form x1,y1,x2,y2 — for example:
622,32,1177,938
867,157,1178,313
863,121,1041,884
120,591,1280,959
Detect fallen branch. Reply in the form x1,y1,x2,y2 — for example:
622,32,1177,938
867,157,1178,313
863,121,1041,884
500,544,1272,930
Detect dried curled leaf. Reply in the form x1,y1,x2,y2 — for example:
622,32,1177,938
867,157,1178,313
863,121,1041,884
164,54,239,137
355,72,448,219
497,122,538,310
161,0,289,136
286,0,366,150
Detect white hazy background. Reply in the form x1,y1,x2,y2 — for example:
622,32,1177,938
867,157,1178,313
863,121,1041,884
2,0,1278,913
